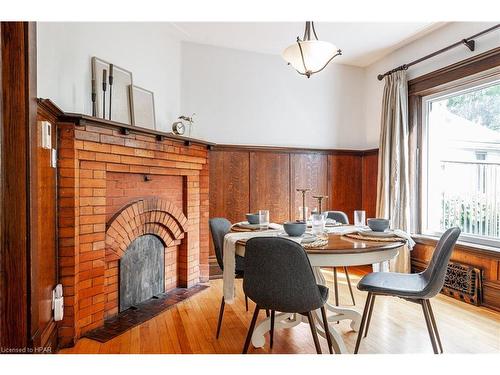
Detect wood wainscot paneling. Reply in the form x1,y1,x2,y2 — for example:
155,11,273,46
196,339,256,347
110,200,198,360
208,149,250,272
328,153,363,224
361,150,379,219
208,145,379,277
213,150,250,224
290,153,328,220
249,151,290,223
412,238,500,312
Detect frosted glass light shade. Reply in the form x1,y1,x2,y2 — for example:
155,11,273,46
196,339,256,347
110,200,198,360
282,40,338,75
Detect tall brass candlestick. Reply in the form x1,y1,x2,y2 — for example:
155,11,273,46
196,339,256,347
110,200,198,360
312,195,328,214
296,188,311,222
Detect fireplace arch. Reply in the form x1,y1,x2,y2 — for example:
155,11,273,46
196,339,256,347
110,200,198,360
104,198,188,318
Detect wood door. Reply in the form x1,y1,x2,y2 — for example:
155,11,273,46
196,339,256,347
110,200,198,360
290,153,328,220
249,152,290,223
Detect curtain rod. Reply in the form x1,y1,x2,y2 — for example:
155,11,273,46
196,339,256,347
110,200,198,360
377,24,500,81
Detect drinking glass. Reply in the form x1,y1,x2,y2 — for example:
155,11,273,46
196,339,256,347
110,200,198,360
298,206,309,222
311,213,325,236
258,210,270,230
354,210,366,227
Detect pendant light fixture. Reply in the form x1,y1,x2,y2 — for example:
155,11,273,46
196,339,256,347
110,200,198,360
282,21,342,78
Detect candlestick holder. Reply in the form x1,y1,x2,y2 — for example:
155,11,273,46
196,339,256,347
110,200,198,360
312,195,328,214
296,188,311,223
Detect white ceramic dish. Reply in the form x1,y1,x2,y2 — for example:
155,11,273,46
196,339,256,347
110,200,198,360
358,229,397,238
237,221,261,229
278,232,316,242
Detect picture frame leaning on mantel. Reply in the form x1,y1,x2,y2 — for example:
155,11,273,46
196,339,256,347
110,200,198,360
91,56,134,125
129,85,156,130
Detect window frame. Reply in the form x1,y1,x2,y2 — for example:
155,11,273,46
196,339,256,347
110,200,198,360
408,47,500,251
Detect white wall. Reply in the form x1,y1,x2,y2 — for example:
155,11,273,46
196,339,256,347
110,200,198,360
37,22,498,150
180,42,366,149
363,22,500,148
37,22,182,132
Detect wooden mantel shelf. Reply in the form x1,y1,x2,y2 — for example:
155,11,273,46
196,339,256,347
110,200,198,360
37,98,215,149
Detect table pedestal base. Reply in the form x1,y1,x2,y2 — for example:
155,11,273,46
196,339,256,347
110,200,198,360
251,267,361,354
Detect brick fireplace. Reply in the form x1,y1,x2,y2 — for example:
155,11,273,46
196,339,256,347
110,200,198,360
54,110,210,347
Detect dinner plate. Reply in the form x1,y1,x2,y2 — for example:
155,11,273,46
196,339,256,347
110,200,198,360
357,230,397,238
300,235,318,244
236,221,261,229
278,232,316,242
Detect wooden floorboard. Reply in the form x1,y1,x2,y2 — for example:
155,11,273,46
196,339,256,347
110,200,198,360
59,269,500,354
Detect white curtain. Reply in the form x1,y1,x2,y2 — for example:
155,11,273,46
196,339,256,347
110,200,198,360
376,70,411,273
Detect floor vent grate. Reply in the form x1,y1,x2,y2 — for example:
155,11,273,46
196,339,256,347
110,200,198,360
442,261,482,306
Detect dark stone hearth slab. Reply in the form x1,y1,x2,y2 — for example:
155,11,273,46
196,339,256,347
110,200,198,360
83,284,209,343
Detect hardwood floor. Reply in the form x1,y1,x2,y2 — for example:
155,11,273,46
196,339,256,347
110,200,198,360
59,268,500,354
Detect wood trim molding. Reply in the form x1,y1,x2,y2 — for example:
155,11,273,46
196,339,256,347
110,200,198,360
212,144,378,156
37,98,64,120
408,46,500,261
413,235,500,259
408,47,500,95
0,21,36,350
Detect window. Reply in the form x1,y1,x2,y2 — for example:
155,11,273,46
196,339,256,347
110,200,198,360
421,76,500,247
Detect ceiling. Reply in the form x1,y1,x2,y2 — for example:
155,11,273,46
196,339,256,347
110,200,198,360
171,22,446,67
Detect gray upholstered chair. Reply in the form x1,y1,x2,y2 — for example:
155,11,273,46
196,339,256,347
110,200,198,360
209,218,249,338
242,237,334,354
354,227,461,354
324,210,356,306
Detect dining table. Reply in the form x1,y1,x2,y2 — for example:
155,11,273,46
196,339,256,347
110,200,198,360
224,225,404,354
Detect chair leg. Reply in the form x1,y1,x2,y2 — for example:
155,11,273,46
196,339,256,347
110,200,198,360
363,294,376,338
344,266,356,305
333,268,339,307
425,300,443,353
354,292,373,354
265,309,270,317
320,306,334,354
270,310,275,349
420,299,439,354
216,297,225,339
242,305,261,354
245,294,249,312
306,312,322,354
